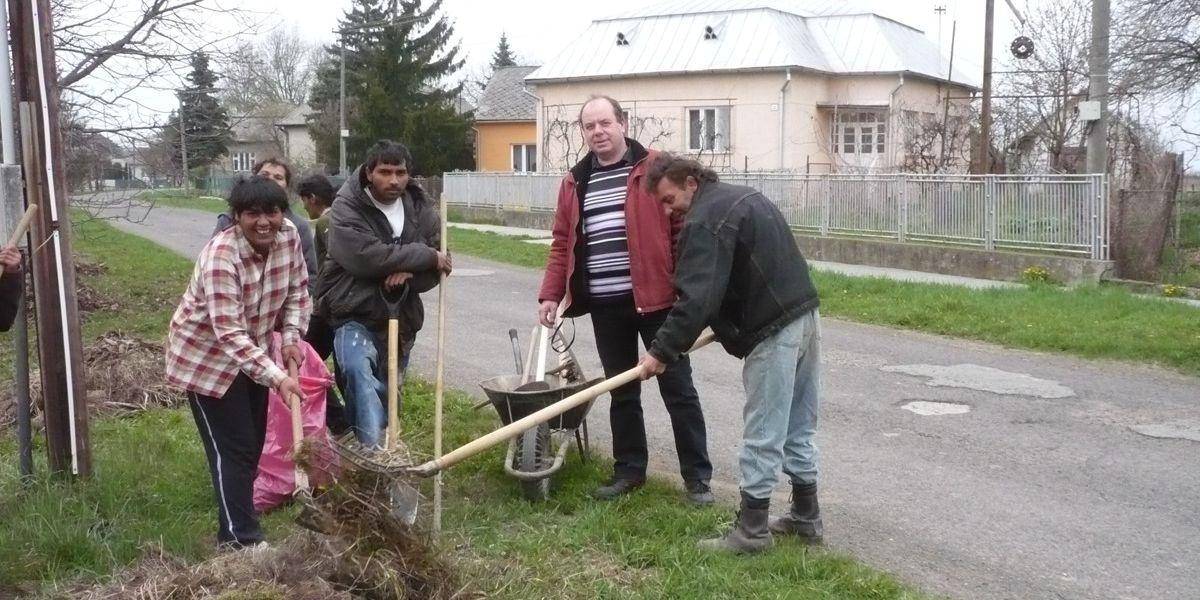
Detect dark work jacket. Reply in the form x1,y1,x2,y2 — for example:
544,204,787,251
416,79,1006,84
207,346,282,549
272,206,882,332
316,166,441,335
649,181,820,361
0,269,20,332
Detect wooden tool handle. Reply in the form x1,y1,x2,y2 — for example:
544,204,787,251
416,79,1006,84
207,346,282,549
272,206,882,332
287,359,303,455
386,318,400,451
7,205,37,248
414,331,716,476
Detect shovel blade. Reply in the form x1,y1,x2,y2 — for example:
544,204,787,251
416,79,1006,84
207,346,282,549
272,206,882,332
389,480,421,526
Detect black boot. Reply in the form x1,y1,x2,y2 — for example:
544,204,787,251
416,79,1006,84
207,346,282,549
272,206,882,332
769,481,823,543
698,492,773,554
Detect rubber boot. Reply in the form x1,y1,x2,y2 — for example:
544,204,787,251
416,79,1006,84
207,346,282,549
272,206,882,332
768,481,823,543
698,492,773,554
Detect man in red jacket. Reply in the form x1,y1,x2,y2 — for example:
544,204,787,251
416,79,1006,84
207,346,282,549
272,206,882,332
538,95,713,504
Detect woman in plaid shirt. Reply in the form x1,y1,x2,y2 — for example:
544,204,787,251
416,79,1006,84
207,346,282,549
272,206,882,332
166,176,311,549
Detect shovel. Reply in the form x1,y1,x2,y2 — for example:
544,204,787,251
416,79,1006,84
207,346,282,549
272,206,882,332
387,331,717,518
381,283,422,525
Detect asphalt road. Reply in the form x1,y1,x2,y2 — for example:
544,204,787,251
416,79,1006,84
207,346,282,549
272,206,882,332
100,200,1200,600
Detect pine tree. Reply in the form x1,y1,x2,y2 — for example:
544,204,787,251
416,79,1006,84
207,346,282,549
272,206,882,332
175,52,231,170
491,32,517,69
309,0,474,175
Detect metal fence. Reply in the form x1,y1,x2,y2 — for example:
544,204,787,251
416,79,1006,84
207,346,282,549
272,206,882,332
443,171,1109,260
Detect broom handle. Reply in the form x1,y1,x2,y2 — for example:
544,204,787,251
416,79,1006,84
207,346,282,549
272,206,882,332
414,331,715,477
7,204,37,248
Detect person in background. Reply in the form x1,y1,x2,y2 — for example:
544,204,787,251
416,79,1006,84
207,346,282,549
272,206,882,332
213,158,318,297
296,173,349,435
637,154,824,554
166,175,310,550
319,140,450,449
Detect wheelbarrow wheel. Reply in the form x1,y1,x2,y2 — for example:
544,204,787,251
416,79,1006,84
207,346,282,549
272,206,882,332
516,422,551,501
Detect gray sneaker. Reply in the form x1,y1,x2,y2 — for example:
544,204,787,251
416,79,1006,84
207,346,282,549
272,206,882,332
685,480,716,506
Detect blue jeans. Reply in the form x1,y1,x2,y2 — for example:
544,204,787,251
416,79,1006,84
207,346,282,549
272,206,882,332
333,321,411,448
739,310,821,499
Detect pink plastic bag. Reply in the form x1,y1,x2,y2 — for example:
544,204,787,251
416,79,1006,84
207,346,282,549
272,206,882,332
253,335,340,512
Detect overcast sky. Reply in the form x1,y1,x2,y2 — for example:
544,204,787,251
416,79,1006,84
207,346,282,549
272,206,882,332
271,0,1014,83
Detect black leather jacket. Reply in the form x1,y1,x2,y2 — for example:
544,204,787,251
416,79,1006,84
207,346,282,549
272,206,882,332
650,181,819,360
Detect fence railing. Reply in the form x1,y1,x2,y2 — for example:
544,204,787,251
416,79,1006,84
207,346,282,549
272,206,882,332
443,171,1109,260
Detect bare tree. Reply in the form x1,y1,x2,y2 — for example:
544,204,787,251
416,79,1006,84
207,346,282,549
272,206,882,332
1114,0,1200,150
220,27,321,114
993,0,1092,173
898,104,975,173
541,104,586,170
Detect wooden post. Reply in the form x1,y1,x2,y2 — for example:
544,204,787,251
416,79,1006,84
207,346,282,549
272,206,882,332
9,0,91,477
977,0,995,174
432,196,448,535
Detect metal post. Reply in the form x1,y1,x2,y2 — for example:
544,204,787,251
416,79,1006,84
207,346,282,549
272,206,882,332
1086,0,1110,175
940,20,957,169
984,177,996,250
898,175,908,241
821,178,831,235
978,0,995,174
1,0,33,481
177,108,188,191
339,43,347,176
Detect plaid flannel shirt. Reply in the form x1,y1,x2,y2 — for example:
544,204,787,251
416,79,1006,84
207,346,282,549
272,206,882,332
166,220,311,398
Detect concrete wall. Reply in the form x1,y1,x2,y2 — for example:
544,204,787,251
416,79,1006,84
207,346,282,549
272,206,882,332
475,121,538,171
449,206,1113,284
531,71,974,173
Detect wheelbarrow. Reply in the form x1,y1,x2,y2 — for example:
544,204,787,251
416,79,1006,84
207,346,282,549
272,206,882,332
479,371,602,500
408,331,714,469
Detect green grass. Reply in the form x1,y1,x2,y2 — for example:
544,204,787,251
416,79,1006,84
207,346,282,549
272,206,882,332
0,384,922,599
139,190,228,214
448,227,1200,376
0,223,922,597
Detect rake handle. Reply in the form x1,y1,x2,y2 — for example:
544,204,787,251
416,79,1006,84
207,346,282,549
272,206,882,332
413,331,715,477
7,204,37,248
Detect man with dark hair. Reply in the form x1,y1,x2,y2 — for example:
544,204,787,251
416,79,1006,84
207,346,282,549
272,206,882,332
297,173,349,435
538,95,713,504
213,157,318,297
637,153,824,554
318,140,450,448
167,175,311,549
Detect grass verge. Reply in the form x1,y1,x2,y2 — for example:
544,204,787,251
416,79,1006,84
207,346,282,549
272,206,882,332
0,221,923,598
137,190,228,214
447,226,1200,376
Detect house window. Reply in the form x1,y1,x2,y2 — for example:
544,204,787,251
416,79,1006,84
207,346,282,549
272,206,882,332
231,151,255,172
831,111,887,155
512,144,537,172
687,107,730,152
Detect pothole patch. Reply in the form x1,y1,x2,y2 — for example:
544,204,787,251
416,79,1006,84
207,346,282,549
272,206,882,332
901,400,971,416
881,363,1075,399
1130,422,1200,443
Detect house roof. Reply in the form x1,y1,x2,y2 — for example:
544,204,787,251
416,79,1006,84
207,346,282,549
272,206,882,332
526,0,978,89
275,104,312,128
476,66,540,121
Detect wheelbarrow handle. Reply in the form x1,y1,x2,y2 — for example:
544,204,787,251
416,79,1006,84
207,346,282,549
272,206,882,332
411,330,716,477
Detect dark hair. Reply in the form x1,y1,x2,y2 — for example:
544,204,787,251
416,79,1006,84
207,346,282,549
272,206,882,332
227,175,289,216
358,140,414,187
645,153,720,192
296,174,335,207
578,95,626,125
252,157,292,188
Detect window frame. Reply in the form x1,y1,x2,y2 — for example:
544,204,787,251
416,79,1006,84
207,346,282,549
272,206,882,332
686,106,731,153
830,110,888,156
511,143,537,172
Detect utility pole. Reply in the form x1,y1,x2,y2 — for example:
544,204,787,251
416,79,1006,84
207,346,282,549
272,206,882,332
977,0,995,174
1086,0,1110,174
339,43,347,176
8,0,91,477
178,108,189,190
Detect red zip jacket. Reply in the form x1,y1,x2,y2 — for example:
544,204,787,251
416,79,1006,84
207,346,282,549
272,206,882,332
538,140,681,317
